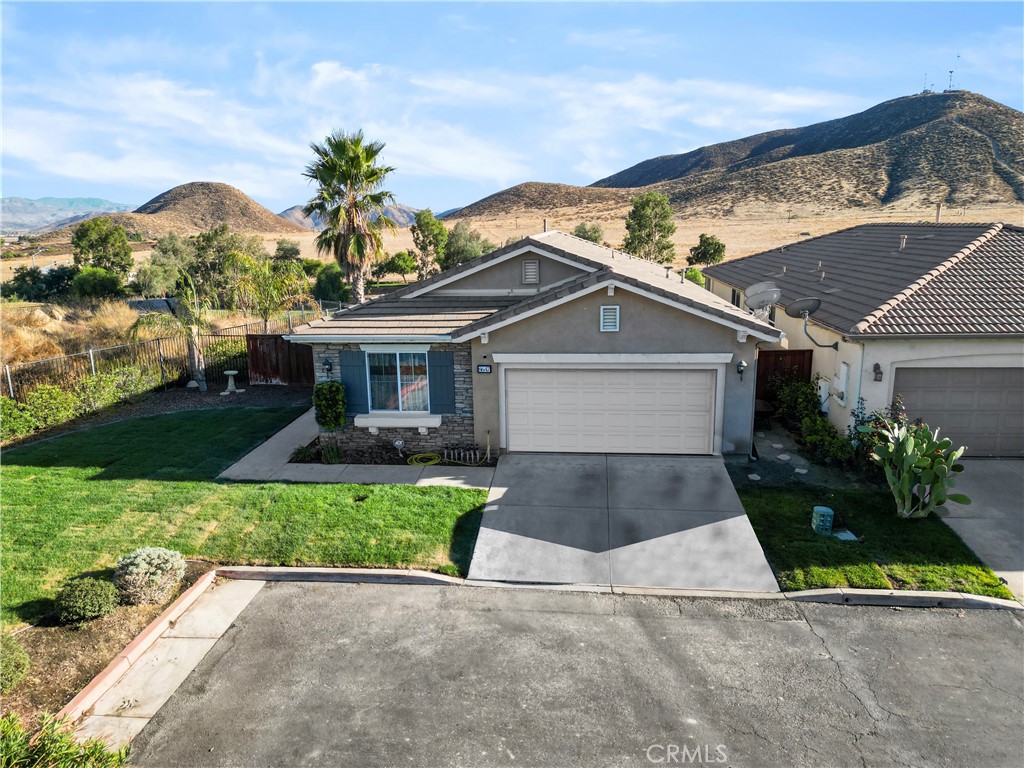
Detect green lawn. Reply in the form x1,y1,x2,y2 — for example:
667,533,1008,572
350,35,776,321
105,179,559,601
739,483,1013,599
1,407,487,626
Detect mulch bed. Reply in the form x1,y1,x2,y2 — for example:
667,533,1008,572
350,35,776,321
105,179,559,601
290,438,497,467
1,561,216,730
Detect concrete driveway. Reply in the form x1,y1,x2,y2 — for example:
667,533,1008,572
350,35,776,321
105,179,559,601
941,458,1024,598
468,453,778,592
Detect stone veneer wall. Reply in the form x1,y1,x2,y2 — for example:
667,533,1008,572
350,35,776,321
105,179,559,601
312,342,477,453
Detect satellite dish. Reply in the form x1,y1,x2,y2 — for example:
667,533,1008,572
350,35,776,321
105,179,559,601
785,297,823,318
743,281,782,317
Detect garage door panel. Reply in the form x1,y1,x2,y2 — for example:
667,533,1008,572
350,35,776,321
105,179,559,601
894,367,1023,458
505,368,715,455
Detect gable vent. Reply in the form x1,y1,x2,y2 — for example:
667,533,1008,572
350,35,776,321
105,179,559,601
522,260,540,284
599,305,620,332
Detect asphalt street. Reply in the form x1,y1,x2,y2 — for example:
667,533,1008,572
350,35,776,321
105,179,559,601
131,583,1024,768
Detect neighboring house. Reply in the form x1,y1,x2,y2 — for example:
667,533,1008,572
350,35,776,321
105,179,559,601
286,231,782,456
703,222,1024,457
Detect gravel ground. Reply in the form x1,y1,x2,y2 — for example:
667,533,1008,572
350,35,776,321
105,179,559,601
4,385,312,450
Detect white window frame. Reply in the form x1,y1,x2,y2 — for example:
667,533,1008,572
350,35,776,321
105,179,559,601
599,304,620,332
521,259,540,285
364,350,431,413
730,288,742,307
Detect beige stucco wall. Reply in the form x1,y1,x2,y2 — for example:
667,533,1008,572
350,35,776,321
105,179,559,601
470,287,762,454
433,251,588,294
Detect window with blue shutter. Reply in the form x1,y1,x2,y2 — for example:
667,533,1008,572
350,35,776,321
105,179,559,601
427,351,455,414
339,351,369,414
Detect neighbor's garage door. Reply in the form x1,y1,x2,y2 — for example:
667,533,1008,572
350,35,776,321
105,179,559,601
505,368,715,454
894,367,1024,457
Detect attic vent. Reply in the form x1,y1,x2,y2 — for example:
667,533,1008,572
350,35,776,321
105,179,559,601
599,305,620,333
522,260,540,285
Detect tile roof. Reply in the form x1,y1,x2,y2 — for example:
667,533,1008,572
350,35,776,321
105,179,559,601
702,222,1024,337
290,231,782,341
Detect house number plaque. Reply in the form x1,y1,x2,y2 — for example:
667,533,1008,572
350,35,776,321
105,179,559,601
476,364,493,374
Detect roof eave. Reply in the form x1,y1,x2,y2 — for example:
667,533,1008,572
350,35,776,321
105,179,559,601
284,334,454,344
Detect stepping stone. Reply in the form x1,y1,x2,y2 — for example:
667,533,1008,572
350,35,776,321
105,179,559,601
771,443,784,449
794,468,808,475
747,474,761,481
755,431,766,438
777,454,791,461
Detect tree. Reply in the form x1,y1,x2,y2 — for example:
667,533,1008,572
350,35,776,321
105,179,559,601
682,267,706,288
225,252,313,333
131,272,211,392
687,233,726,267
1,265,78,302
373,251,417,283
190,225,267,306
274,239,302,261
410,209,448,280
71,217,134,276
573,222,603,244
302,129,396,304
130,262,178,297
441,222,496,271
622,191,676,264
313,262,352,303
71,266,123,299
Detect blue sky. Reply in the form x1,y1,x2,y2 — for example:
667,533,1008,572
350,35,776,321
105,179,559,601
2,2,1022,213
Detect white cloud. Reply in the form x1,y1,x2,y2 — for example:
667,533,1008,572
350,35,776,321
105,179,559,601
567,28,679,54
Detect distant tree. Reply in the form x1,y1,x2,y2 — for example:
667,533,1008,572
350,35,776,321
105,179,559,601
274,239,302,261
226,253,312,333
410,209,448,280
71,217,133,276
687,233,726,267
303,129,396,304
1,265,78,302
622,191,676,264
131,272,211,391
503,235,521,247
130,263,178,297
300,258,325,277
191,225,267,306
682,267,706,288
373,251,417,283
441,222,496,271
150,232,197,273
313,262,352,303
572,222,603,244
70,266,123,299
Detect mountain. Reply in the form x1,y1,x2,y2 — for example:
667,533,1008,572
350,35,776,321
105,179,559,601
1,197,135,233
452,91,1024,220
277,203,421,230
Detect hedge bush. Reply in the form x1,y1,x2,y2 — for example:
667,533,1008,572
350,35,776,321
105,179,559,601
1,633,30,693
204,337,247,368
1,396,37,440
313,381,347,430
55,578,119,626
25,385,81,429
114,547,185,605
0,712,130,768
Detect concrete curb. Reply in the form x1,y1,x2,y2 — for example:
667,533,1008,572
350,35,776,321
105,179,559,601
785,587,1024,611
217,566,466,586
57,571,217,723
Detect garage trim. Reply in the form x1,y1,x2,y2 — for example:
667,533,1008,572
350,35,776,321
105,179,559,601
495,354,729,454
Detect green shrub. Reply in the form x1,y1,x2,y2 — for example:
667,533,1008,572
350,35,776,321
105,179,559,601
313,381,347,430
55,578,119,625
800,414,855,465
300,258,325,277
313,262,351,303
320,441,343,464
71,266,124,299
74,372,121,412
1,633,30,693
113,547,185,605
768,374,823,424
0,712,130,768
682,267,706,287
24,385,81,430
1,396,37,440
204,336,246,368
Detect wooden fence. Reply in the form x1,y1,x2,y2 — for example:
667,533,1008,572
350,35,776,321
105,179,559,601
755,348,814,401
246,335,315,386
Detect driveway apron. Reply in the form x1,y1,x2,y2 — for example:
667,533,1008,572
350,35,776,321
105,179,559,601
468,453,779,591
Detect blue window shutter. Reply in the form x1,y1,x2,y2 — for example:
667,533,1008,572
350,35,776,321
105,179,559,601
427,351,455,414
340,351,369,414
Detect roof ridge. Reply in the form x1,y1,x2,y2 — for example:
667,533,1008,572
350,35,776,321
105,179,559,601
703,223,869,272
852,222,1005,334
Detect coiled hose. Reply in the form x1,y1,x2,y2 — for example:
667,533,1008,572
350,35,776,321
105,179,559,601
407,434,491,467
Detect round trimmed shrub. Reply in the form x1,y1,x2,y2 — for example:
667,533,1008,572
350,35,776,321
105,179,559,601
1,633,30,693
312,381,347,430
113,547,186,605
55,578,119,625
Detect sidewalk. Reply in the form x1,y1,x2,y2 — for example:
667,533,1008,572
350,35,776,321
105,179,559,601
217,408,495,490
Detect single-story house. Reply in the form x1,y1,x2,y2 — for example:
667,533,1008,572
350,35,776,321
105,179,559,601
703,222,1024,457
286,231,782,456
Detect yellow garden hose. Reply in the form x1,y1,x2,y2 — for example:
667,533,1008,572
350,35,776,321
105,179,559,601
406,434,491,467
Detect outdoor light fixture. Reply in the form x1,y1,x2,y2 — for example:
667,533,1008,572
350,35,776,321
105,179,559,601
873,363,883,382
322,357,333,375
736,360,748,380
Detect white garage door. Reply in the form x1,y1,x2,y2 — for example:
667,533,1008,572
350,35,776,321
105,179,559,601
894,367,1024,457
505,368,716,454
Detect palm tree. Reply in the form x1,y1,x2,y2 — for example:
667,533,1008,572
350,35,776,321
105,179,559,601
225,252,313,333
131,271,210,392
302,129,396,304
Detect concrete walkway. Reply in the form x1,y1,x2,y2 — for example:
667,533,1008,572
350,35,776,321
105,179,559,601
941,458,1024,599
469,453,779,592
217,408,495,489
